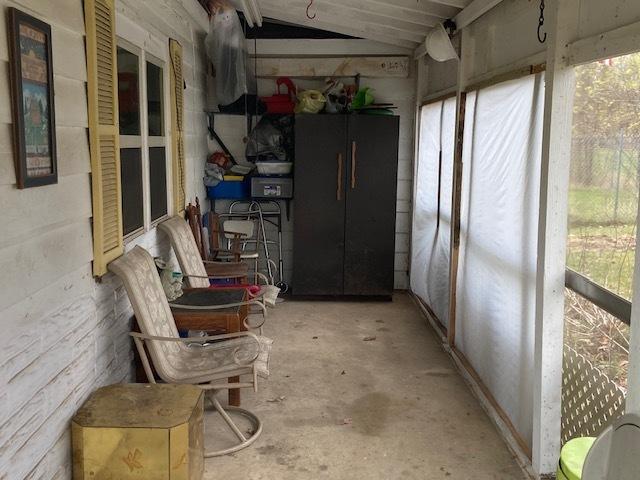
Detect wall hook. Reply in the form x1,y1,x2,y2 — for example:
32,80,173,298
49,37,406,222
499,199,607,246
537,0,547,43
306,0,317,20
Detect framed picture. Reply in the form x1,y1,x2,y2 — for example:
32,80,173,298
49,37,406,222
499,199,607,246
7,7,57,189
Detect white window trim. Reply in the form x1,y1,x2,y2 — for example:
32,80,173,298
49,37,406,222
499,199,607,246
116,28,173,243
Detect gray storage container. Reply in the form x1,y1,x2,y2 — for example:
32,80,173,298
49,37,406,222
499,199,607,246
251,176,293,199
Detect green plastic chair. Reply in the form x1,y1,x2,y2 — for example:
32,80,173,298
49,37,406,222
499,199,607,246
557,437,596,480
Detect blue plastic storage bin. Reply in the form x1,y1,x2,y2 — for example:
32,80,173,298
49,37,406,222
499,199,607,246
206,177,251,199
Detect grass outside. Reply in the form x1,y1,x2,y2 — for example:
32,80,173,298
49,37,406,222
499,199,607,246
565,184,635,393
567,187,637,300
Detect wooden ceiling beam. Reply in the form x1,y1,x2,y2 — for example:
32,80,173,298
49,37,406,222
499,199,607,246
259,6,421,49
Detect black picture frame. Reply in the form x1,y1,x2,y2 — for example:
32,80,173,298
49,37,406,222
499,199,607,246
7,7,57,189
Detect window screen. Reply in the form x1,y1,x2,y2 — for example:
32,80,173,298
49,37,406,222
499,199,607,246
147,61,164,137
120,148,144,235
149,146,167,221
117,47,140,136
455,73,545,447
410,97,457,327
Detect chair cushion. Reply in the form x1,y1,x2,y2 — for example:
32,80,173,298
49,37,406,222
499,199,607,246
177,335,273,383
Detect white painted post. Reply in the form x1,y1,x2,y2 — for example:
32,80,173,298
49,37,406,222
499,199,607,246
625,202,640,414
532,0,580,476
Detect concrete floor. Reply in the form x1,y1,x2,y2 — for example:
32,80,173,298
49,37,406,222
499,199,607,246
205,293,528,480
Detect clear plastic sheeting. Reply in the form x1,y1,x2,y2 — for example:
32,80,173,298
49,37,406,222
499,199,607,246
410,97,456,326
455,73,545,447
205,5,256,106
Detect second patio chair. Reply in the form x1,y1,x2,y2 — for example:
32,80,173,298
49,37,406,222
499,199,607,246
159,215,281,308
109,246,273,457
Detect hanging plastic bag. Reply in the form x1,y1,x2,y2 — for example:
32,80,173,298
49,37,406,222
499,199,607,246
204,2,257,106
294,90,326,114
246,116,287,162
154,258,183,301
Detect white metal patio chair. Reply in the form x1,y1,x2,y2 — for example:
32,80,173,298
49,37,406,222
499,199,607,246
159,216,281,308
109,246,273,457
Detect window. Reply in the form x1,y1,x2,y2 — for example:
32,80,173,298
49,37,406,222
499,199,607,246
410,97,457,328
117,42,169,238
560,54,639,443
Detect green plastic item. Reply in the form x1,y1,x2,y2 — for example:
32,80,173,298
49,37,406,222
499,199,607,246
361,108,394,116
556,467,569,480
351,87,374,110
557,437,596,480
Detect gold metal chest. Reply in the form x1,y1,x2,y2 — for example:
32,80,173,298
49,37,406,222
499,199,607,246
72,383,204,480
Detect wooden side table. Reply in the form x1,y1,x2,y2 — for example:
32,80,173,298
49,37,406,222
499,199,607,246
133,288,250,406
72,384,203,480
172,287,249,407
170,288,249,334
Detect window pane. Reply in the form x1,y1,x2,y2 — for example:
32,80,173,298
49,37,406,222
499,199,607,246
117,47,140,135
149,147,167,221
147,62,164,136
120,148,143,235
568,54,640,300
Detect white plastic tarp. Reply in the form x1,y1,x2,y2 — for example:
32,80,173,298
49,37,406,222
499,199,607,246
456,73,545,446
410,97,457,327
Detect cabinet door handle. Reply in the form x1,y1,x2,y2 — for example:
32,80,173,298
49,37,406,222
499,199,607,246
337,153,343,201
351,141,357,189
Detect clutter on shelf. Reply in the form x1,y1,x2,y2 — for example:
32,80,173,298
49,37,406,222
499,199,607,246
261,77,297,114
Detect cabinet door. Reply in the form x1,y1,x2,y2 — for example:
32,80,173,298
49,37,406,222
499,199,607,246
293,115,348,295
344,116,400,296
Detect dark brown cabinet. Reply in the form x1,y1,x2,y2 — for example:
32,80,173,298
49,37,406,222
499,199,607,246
293,114,399,297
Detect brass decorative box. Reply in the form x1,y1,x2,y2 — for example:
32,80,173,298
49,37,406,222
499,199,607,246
72,384,204,480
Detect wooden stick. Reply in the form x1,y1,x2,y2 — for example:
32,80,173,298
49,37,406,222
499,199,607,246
447,91,467,347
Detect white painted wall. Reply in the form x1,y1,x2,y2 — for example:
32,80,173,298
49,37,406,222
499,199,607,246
0,0,208,477
207,39,415,290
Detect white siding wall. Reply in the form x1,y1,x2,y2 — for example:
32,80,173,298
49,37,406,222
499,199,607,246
0,1,208,478
208,39,415,290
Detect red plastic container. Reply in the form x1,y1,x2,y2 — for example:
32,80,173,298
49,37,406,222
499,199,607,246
261,77,297,114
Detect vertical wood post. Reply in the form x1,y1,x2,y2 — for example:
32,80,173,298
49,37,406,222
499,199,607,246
625,193,640,414
532,0,580,475
447,31,468,346
447,90,466,346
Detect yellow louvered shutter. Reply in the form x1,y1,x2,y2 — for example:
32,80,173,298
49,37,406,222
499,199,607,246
85,0,123,276
169,39,186,214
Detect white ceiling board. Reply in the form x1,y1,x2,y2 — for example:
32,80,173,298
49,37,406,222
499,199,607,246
339,0,460,21
247,39,413,56
256,56,410,78
381,0,467,14
434,0,469,8
260,5,422,48
454,0,505,29
264,0,435,37
318,0,443,28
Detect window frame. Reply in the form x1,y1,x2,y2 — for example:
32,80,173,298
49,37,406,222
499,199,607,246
116,32,173,243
